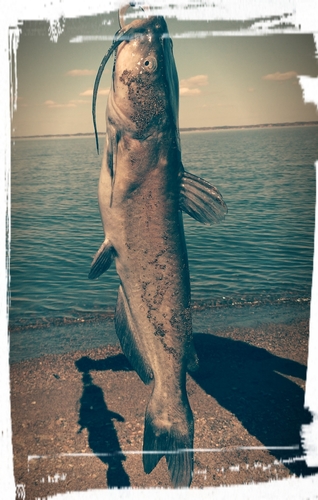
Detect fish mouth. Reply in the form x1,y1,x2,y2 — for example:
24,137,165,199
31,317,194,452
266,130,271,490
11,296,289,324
92,6,168,154
118,3,152,29
119,3,133,28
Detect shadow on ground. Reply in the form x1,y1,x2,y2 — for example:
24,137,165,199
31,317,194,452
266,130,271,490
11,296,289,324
75,335,318,483
192,333,317,477
75,355,131,488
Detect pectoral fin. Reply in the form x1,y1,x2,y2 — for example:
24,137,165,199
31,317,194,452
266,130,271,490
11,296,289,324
88,239,115,279
180,170,228,224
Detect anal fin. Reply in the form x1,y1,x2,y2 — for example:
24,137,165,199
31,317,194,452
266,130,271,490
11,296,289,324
115,286,153,384
88,239,114,279
180,170,228,224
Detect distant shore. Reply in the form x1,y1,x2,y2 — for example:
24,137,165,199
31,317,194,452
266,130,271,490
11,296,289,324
11,121,318,140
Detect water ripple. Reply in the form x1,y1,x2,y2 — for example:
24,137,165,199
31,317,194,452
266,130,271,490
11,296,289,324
10,127,317,328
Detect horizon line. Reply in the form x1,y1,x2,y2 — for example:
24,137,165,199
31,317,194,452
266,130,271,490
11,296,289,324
12,120,318,140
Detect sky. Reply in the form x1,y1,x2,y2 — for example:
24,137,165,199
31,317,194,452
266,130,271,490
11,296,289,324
11,10,318,138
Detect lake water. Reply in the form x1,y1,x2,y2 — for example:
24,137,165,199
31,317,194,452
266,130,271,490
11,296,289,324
9,127,317,362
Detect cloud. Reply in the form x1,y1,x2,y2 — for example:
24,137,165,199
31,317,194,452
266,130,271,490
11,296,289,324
180,88,201,96
80,88,110,97
179,74,208,97
44,100,75,108
180,75,209,88
66,69,96,76
44,99,89,108
262,71,298,81
70,99,89,105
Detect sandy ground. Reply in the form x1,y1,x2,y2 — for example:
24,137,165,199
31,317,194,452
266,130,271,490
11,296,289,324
9,318,318,498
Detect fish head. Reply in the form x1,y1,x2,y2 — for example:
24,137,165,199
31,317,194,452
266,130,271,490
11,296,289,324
113,16,166,81
109,16,179,137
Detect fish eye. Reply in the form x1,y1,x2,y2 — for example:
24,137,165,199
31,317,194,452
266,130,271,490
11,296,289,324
143,55,157,72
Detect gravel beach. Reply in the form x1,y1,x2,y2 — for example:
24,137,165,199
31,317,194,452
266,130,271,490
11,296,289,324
10,318,318,498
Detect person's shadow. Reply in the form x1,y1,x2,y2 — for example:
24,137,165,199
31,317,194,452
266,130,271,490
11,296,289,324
75,355,132,488
191,333,317,476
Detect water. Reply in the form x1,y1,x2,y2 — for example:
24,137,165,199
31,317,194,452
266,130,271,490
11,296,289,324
9,127,317,362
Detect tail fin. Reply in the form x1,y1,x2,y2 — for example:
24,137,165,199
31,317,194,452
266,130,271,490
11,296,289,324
142,397,194,488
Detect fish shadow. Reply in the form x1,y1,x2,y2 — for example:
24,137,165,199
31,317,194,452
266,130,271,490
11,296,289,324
75,355,132,488
192,333,318,477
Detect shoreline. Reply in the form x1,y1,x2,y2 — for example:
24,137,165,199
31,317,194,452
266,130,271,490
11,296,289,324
9,291,311,333
11,121,318,140
9,300,311,365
